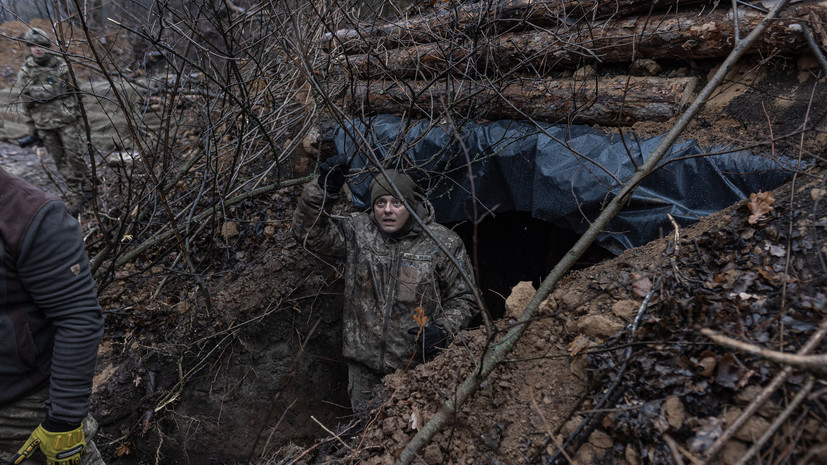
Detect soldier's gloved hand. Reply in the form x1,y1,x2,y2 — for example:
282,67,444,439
11,422,86,465
408,325,448,359
17,132,42,148
316,154,350,194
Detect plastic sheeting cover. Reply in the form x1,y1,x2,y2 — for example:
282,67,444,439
334,115,795,253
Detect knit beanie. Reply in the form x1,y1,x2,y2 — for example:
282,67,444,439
369,170,419,206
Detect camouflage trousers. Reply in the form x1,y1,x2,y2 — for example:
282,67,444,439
346,360,385,408
40,121,92,205
0,386,106,465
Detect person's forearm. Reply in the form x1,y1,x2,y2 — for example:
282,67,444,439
18,202,104,424
292,181,346,257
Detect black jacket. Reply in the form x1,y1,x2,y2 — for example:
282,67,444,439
0,168,104,425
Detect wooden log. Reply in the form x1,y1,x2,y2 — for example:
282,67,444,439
325,0,710,54
323,0,710,54
342,75,698,126
346,3,817,79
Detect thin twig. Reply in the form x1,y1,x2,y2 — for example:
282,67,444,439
529,377,573,465
701,318,827,462
667,213,685,284
701,329,827,375
800,21,827,78
311,415,356,454
733,377,816,465
94,176,311,279
664,434,687,465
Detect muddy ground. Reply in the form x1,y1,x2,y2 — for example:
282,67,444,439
1,14,826,465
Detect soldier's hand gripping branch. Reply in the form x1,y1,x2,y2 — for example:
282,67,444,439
316,154,351,194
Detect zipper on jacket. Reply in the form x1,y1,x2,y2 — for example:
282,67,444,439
377,241,400,369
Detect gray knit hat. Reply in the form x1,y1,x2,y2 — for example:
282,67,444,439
369,170,419,206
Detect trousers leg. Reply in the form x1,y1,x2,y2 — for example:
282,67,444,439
57,122,92,195
346,360,384,409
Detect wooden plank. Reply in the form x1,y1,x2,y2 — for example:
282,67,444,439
342,75,698,126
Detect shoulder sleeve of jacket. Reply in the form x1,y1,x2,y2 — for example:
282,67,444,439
291,181,347,259
434,229,479,333
17,201,104,425
16,62,30,90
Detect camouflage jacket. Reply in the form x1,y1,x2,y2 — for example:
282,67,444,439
16,54,79,131
292,181,478,373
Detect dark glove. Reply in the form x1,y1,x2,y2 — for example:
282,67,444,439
408,325,448,359
11,422,86,465
17,132,42,148
316,154,350,194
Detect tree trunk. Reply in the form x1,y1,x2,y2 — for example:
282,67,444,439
345,3,815,79
343,75,697,126
326,0,710,53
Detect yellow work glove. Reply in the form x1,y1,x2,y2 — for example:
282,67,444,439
11,423,86,465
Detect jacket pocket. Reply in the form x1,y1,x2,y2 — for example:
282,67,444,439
396,253,434,305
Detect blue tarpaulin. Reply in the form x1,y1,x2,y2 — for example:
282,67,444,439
333,115,795,253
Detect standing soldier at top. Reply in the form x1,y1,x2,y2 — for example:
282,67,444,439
16,27,91,214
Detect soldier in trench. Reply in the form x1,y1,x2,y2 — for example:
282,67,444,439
292,156,479,407
15,27,92,214
0,167,106,465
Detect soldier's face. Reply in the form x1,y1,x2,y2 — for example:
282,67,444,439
30,46,46,58
374,195,410,234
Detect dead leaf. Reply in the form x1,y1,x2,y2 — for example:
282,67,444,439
410,407,422,431
568,334,592,357
714,353,744,389
768,244,785,257
93,363,117,391
412,307,427,338
221,221,239,240
730,292,761,300
115,443,133,457
697,350,717,377
631,273,652,298
747,191,775,224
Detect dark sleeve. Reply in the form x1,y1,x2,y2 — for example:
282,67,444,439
17,201,104,425
291,181,347,259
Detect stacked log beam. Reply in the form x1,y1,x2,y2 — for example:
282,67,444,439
348,4,814,79
345,75,698,125
325,0,710,53
328,0,825,126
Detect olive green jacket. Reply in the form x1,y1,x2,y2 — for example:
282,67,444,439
16,54,79,132
292,181,478,372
